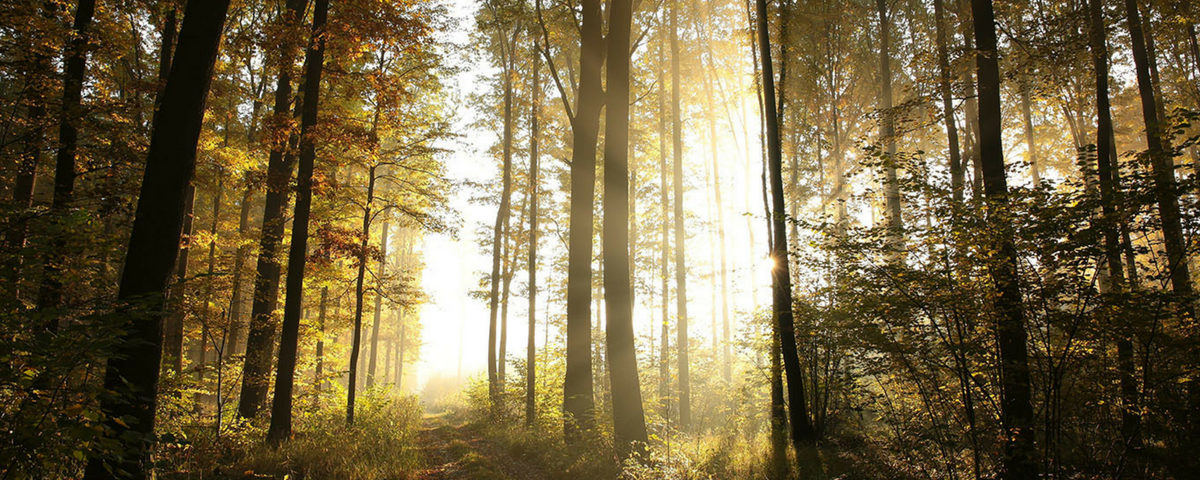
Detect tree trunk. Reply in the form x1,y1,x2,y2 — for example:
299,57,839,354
489,29,516,407
970,1,1038,478
757,0,815,454
656,7,671,409
1019,85,1040,184
670,0,692,430
314,286,328,392
227,185,253,356
563,0,603,439
238,0,309,420
367,222,390,387
935,0,964,203
268,0,328,443
876,0,903,251
36,0,96,317
526,41,541,429
603,0,648,454
347,169,376,425
82,1,230,477
163,186,195,375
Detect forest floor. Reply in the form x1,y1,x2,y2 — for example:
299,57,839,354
412,412,551,480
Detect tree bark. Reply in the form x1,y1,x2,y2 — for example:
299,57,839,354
268,0,328,442
670,0,692,430
970,1,1038,478
876,0,903,251
526,40,541,429
367,222,390,387
36,0,96,317
757,0,815,453
603,0,648,454
563,0,603,438
935,0,964,203
82,1,230,476
238,0,309,420
347,168,377,425
488,27,516,407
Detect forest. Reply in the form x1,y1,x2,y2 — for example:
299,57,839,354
1,0,1199,478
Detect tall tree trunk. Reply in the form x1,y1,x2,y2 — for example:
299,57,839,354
526,42,541,429
1019,84,1040,184
227,185,253,356
701,49,732,383
957,0,983,197
1087,0,1141,457
970,1,1038,478
876,0,903,251
935,0,964,203
347,169,377,425
163,186,195,375
82,1,230,477
267,0,327,442
238,0,309,420
757,0,815,454
489,29,516,407
603,0,648,454
670,0,692,430
36,0,96,317
656,7,671,408
367,222,390,387
314,286,327,392
4,4,56,302
563,0,603,439
199,173,224,375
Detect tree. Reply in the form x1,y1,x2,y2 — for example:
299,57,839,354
525,34,541,429
602,0,648,456
670,0,691,430
82,0,232,476
238,0,309,420
969,0,1038,477
267,0,329,442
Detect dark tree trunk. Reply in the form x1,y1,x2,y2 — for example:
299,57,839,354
970,1,1038,478
348,169,377,425
656,7,671,409
670,0,692,430
314,286,328,392
227,185,253,356
238,0,309,420
526,41,541,429
757,0,815,454
934,0,964,203
1087,0,1141,455
1019,85,1040,184
267,0,327,442
367,222,390,387
563,0,603,439
603,0,648,455
82,1,231,477
36,0,96,317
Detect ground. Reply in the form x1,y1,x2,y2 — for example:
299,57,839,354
413,412,551,480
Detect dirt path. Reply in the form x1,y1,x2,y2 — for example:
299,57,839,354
411,412,550,480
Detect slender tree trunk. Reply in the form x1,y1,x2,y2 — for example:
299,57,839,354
876,0,903,251
670,0,692,430
970,1,1038,478
1019,85,1040,184
563,0,603,438
227,185,253,356
199,173,224,375
603,0,648,454
1087,0,1141,457
164,186,195,375
238,0,309,420
36,0,96,317
314,286,328,392
82,1,230,477
935,0,964,203
701,52,732,383
656,7,671,408
367,222,389,387
268,0,327,442
526,42,541,428
489,30,516,407
757,0,815,454
347,169,376,425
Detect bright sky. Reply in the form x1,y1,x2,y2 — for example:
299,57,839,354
411,0,776,391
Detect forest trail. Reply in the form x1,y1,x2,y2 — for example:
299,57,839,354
412,412,550,480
